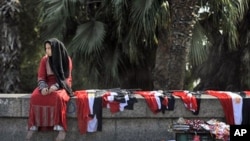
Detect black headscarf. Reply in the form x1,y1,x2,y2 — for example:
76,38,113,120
44,38,74,97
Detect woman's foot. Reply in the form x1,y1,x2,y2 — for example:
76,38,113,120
55,131,66,141
26,130,33,140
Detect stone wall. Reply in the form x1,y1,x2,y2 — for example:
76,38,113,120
0,93,225,141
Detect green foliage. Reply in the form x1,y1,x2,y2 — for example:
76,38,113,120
71,21,106,58
17,0,250,91
36,0,168,90
189,0,250,91
18,0,43,92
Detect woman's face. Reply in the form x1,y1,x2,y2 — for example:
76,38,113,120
45,43,52,56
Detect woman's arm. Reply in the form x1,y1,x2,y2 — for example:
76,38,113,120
37,56,49,94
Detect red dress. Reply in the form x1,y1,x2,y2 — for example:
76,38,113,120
27,55,72,131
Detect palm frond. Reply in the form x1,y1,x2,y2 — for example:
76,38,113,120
156,1,170,28
102,47,123,85
111,0,127,42
39,0,78,40
129,0,157,41
207,0,245,50
189,23,209,66
70,20,106,58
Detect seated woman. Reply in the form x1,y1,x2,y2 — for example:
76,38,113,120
26,38,74,141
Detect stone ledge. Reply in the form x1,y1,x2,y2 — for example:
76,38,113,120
0,93,229,141
0,93,224,118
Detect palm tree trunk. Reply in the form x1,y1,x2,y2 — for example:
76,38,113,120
154,0,198,90
0,0,21,93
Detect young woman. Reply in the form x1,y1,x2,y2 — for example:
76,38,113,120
26,38,74,141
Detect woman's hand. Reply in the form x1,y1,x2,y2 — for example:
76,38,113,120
48,85,58,93
41,88,49,95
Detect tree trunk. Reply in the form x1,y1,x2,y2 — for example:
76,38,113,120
0,0,21,93
154,0,198,90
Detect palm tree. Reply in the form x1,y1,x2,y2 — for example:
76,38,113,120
153,0,199,90
36,0,171,90
0,0,21,93
189,0,250,91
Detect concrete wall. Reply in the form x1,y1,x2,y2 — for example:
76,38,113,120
0,93,225,141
